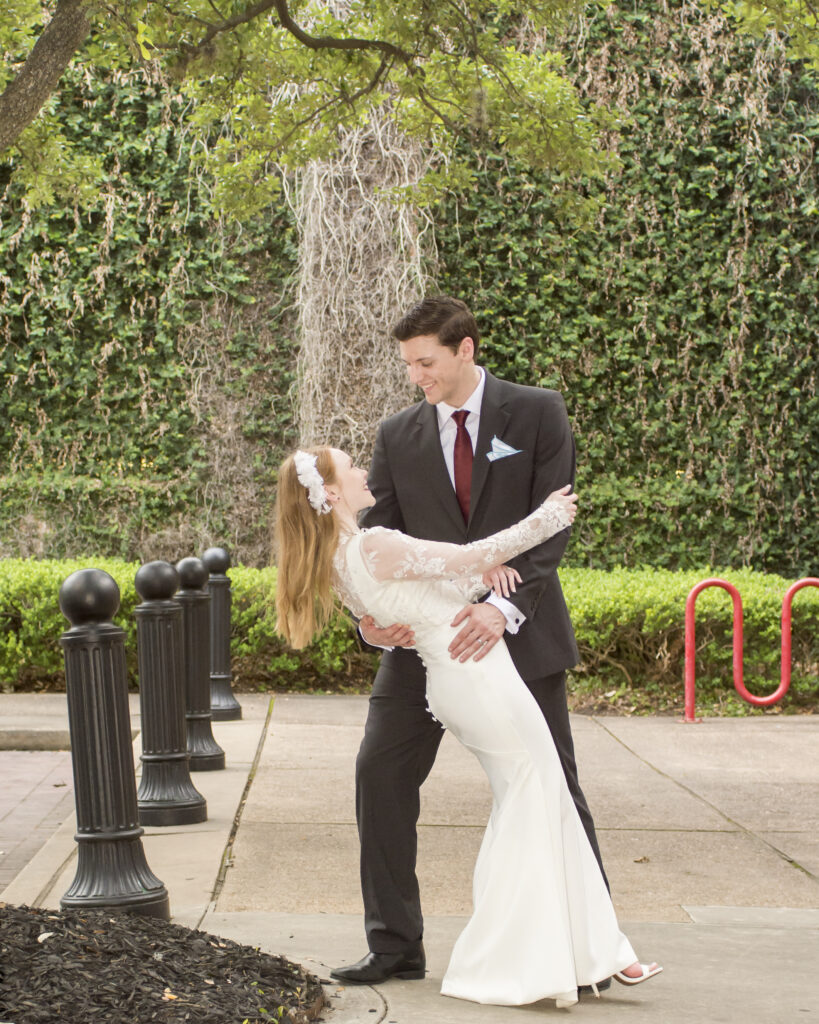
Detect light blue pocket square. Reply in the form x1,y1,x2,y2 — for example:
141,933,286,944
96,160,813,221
486,436,523,462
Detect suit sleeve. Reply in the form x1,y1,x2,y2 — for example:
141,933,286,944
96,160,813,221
360,422,406,532
499,391,576,622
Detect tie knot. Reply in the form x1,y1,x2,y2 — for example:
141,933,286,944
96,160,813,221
452,409,469,428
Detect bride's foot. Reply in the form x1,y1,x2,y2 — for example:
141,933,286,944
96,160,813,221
614,962,663,986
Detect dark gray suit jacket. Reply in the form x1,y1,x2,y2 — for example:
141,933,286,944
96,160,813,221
361,370,579,680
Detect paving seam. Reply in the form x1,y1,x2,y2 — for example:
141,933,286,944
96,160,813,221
200,695,275,929
29,837,77,909
589,716,819,884
203,700,389,1024
370,992,392,1023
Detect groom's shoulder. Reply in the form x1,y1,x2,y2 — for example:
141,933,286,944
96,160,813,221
491,373,566,411
379,398,427,436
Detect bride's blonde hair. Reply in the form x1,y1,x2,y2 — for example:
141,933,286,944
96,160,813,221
274,446,340,648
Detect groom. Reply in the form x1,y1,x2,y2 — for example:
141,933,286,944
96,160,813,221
330,296,606,985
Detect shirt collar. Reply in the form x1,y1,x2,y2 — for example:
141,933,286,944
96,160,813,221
436,367,486,431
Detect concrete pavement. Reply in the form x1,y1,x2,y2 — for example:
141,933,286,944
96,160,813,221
0,749,73,891
1,693,818,1023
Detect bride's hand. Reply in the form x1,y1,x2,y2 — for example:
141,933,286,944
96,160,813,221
482,565,522,598
360,615,415,649
546,484,578,522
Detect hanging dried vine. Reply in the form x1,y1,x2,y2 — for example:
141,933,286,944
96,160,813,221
286,110,435,461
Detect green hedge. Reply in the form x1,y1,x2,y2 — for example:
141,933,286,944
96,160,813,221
563,568,819,714
2,559,816,715
0,558,374,696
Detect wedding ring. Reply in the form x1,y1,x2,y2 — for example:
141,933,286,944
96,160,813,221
478,639,487,646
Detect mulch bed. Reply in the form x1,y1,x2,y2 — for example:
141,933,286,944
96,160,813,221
0,904,326,1023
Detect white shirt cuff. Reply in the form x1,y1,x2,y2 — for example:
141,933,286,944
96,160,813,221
486,593,526,635
358,624,394,652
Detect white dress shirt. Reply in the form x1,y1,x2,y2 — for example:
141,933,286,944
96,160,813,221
437,369,525,635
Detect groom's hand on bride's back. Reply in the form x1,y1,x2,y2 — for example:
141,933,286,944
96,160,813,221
360,615,416,649
449,603,506,663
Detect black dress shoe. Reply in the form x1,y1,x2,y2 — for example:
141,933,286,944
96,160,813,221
330,944,426,984
579,977,612,996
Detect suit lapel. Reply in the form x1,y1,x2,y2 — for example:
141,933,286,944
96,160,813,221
469,372,511,527
412,401,467,534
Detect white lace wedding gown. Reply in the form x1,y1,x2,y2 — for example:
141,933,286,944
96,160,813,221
333,499,637,1007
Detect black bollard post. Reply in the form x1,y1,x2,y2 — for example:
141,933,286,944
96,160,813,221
202,546,242,721
58,568,170,919
176,557,225,771
135,561,208,826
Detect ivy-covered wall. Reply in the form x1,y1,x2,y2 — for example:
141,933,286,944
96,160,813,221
434,0,819,575
0,67,298,567
1,0,817,576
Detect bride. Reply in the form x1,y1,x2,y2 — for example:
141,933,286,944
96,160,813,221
274,446,661,1009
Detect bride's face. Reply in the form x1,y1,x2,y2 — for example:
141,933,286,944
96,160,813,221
329,449,375,514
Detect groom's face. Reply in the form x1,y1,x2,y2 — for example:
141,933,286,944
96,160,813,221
399,334,478,407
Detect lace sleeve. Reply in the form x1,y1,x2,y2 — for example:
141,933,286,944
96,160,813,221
360,499,573,583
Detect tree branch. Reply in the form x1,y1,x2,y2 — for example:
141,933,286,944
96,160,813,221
166,0,416,70
413,87,462,132
175,0,279,53
0,0,92,155
271,0,414,63
270,54,393,153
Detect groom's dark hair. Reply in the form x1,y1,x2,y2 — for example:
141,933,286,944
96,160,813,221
392,296,480,356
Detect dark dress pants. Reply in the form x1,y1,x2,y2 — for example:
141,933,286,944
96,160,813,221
355,647,608,955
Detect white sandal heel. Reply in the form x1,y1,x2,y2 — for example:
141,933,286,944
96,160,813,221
614,963,663,986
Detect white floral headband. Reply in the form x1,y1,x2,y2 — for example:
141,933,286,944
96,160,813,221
293,450,332,515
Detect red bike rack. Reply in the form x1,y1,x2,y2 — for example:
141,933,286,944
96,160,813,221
684,577,819,722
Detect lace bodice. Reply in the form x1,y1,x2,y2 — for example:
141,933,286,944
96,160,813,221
332,497,572,627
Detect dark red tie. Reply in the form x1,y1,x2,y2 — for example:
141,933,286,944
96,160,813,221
452,409,473,523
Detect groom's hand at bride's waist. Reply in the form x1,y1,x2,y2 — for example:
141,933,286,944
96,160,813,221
449,603,505,663
360,615,416,649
